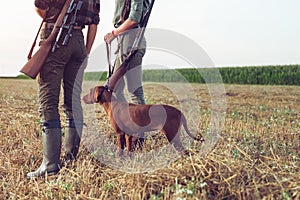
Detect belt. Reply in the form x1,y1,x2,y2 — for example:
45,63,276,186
42,22,83,30
114,23,140,29
73,26,83,30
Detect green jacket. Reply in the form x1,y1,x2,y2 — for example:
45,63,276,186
113,0,149,27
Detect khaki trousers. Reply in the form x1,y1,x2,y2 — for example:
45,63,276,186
113,30,146,105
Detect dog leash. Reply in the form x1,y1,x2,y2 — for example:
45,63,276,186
106,42,114,78
106,35,125,79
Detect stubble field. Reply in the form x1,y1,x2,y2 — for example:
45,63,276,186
0,78,299,199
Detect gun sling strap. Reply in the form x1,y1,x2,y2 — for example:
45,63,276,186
26,0,74,60
27,19,44,60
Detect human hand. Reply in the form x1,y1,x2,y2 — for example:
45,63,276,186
104,31,116,44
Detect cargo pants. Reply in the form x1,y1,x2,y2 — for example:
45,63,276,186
38,29,87,134
113,30,146,105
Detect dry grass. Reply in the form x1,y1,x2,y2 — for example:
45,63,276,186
0,79,299,199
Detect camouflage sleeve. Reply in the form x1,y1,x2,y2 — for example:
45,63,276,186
128,0,143,23
92,0,100,24
34,0,51,10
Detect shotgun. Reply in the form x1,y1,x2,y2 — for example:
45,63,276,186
52,0,82,52
107,50,136,91
20,0,73,79
62,1,83,46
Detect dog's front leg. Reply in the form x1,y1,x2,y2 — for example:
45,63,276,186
116,132,126,157
125,134,133,157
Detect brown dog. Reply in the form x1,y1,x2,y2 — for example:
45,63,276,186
82,86,204,156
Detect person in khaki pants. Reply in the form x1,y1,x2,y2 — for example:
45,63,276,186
104,0,149,150
27,0,100,178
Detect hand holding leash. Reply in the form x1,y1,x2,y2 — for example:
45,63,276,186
104,30,116,44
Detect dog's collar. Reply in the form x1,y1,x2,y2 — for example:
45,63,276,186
97,86,106,102
97,85,112,103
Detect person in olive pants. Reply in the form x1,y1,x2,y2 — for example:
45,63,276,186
27,0,100,178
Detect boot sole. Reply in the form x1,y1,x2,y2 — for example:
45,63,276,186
26,168,60,179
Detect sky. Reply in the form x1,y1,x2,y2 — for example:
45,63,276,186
1,0,300,76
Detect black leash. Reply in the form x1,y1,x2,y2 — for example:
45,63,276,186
106,42,114,78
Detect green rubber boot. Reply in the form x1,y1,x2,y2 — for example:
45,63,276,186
27,128,61,178
64,127,81,165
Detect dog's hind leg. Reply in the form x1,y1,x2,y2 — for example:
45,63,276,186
130,132,144,152
172,134,186,153
125,134,133,157
116,132,126,157
164,129,187,154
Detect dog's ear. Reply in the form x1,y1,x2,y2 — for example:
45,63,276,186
93,87,101,103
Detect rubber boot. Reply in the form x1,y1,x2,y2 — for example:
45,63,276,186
130,86,146,150
131,133,145,151
64,127,81,165
27,128,61,178
137,133,145,150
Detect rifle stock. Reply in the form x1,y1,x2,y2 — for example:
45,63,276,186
20,0,72,79
106,47,138,91
107,60,129,91
20,31,58,79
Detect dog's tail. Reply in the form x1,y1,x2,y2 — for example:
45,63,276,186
181,114,205,142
